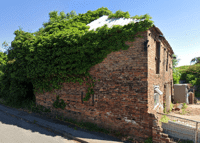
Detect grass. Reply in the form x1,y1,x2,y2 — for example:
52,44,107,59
180,102,189,115
162,102,189,119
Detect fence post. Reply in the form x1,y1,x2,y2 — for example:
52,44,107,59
195,122,198,143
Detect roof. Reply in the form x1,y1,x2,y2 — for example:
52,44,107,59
152,25,174,55
86,15,174,55
86,15,146,31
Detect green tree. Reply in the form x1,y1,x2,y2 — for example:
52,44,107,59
1,40,17,60
1,41,9,54
1,26,23,56
32,10,79,37
172,54,181,73
0,41,11,83
66,10,78,19
190,56,200,65
42,10,78,28
172,54,181,84
2,41,12,55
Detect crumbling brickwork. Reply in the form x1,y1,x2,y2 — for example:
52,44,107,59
34,25,174,143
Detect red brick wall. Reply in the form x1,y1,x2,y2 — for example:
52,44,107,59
147,27,173,115
34,27,174,142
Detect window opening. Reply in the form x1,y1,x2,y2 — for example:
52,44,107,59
156,42,160,74
166,51,168,71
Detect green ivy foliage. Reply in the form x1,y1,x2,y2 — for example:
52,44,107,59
0,52,9,95
0,52,8,77
172,68,182,84
108,10,131,18
0,52,8,65
53,95,67,110
0,7,154,107
108,10,153,23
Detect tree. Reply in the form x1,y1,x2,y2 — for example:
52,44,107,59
172,54,181,73
1,40,16,58
42,10,78,28
190,56,200,65
66,10,78,20
172,54,182,84
1,26,23,59
1,41,9,54
2,41,11,55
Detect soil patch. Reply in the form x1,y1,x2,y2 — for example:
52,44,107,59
167,103,200,122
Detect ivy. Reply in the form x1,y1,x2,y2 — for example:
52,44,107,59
53,95,67,110
108,10,130,19
0,7,154,107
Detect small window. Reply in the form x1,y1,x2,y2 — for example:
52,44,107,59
156,42,160,74
166,52,168,71
154,93,159,107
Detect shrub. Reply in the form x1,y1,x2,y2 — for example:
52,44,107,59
159,115,169,123
173,68,181,84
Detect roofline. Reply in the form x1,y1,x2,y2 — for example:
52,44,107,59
151,25,174,56
101,16,174,56
87,15,174,57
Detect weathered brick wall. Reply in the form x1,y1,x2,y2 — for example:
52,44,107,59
34,28,174,142
147,27,174,142
146,27,174,143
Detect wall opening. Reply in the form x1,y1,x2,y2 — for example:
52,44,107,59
166,51,168,71
156,42,160,74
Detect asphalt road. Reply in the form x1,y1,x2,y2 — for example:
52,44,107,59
0,103,132,143
0,104,79,143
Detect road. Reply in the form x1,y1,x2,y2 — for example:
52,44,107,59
0,102,131,143
0,106,78,143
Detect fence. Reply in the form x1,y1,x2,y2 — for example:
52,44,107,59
157,112,200,143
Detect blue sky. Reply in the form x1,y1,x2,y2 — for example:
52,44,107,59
1,0,200,68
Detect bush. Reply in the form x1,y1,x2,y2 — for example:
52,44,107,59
173,68,181,84
186,74,195,83
159,115,169,123
0,57,36,108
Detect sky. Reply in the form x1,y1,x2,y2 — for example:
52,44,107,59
1,0,200,68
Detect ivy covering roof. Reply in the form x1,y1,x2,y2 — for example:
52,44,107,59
86,15,174,56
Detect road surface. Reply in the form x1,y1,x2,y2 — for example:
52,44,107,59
0,102,132,143
0,105,79,143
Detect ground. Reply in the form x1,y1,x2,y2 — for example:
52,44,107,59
163,101,200,129
168,103,200,121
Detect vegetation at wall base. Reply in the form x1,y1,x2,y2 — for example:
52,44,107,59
52,95,67,109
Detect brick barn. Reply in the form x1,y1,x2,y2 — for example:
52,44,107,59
34,15,175,142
